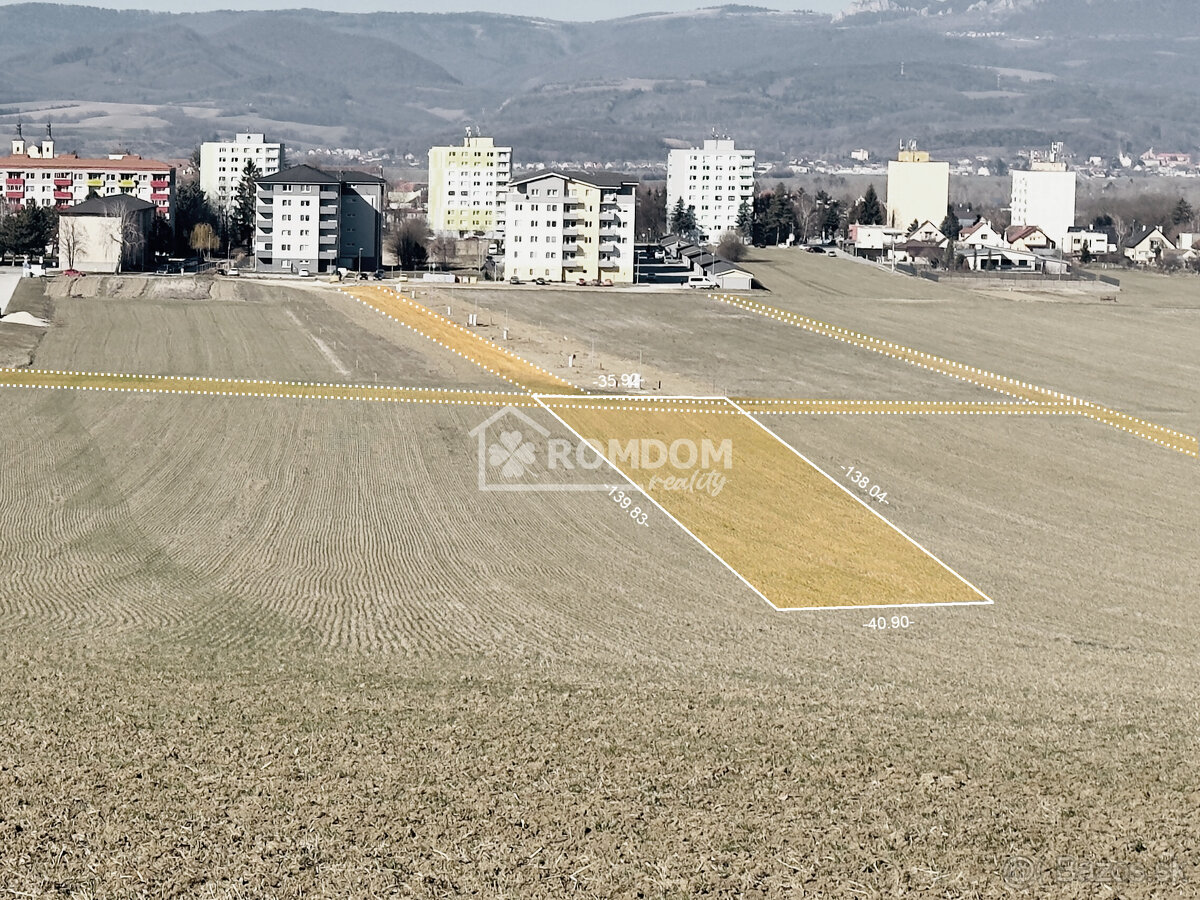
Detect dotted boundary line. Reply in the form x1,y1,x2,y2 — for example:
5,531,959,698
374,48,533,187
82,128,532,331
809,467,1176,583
711,293,1197,458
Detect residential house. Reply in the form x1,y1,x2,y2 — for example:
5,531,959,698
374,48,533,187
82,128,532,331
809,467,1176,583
1065,226,1111,257
58,194,155,272
1004,225,1054,251
1122,226,1172,264
504,170,637,282
958,219,1007,250
908,220,947,245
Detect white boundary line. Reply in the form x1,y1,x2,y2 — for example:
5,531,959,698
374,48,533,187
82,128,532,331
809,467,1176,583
724,398,995,611
531,395,780,611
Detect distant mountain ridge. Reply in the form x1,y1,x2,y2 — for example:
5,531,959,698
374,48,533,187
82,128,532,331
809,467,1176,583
0,2,1198,164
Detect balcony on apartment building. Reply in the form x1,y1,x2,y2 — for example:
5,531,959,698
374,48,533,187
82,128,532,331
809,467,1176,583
318,189,339,201
151,179,170,189
319,204,338,217
53,190,72,200
53,178,72,187
151,193,170,202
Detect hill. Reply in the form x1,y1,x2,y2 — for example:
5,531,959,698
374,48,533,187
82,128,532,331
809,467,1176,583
1,2,1198,163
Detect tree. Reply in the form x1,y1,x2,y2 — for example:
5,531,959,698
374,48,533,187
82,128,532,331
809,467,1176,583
854,183,884,226
190,222,219,259
387,219,429,270
59,215,86,270
429,231,457,270
940,207,961,241
668,197,687,234
676,204,698,241
1079,243,1092,264
635,185,667,241
4,205,58,258
764,183,797,245
715,230,747,262
107,207,147,273
231,158,261,249
174,180,216,254
1171,196,1194,228
735,200,754,242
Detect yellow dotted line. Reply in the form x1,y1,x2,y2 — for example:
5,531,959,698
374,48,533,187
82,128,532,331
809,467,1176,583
711,293,1197,457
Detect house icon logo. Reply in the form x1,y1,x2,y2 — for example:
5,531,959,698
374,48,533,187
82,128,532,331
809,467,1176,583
468,406,610,492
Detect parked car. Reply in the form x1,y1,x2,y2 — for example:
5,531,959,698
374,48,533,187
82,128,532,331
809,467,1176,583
827,250,837,256
372,269,386,280
576,277,588,286
600,278,614,287
509,275,522,284
61,269,85,278
805,245,826,253
686,275,717,289
298,268,311,277
533,277,548,285
220,267,240,276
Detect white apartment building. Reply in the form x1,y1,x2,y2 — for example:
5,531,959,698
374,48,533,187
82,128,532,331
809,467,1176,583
2,124,174,221
1010,163,1077,249
200,133,282,211
505,171,637,283
666,138,755,241
254,165,384,275
885,146,949,231
427,135,511,240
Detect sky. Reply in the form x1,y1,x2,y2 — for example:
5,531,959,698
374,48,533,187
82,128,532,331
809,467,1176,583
0,0,849,18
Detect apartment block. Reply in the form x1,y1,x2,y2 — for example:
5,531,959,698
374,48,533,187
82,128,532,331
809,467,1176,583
427,135,511,240
666,138,755,241
504,170,637,283
885,145,949,231
254,165,384,275
200,133,283,211
1010,164,1077,250
2,125,174,221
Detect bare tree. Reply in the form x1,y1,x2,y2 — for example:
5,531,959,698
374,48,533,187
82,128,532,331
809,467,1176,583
429,231,457,270
108,208,147,273
59,215,86,270
715,230,747,262
386,219,429,270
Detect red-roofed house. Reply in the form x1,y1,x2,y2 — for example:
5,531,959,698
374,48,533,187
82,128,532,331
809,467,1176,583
1004,225,1053,251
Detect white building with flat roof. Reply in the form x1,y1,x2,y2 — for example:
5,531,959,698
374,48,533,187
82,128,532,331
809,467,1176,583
427,135,511,240
200,133,283,211
667,138,755,241
1010,164,1077,249
885,146,949,231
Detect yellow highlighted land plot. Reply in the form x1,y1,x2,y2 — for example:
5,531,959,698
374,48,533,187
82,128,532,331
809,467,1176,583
542,400,990,610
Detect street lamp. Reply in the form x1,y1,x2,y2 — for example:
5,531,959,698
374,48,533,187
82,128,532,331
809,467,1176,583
357,246,363,276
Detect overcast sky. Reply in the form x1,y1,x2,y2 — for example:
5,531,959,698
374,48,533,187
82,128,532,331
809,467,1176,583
0,0,848,18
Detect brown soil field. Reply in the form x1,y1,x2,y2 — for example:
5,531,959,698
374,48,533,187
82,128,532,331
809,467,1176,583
0,270,1197,897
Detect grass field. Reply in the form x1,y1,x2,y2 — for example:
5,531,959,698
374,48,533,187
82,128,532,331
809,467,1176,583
0,266,1197,897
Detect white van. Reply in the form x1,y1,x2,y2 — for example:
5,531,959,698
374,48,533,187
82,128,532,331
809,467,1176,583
686,275,717,289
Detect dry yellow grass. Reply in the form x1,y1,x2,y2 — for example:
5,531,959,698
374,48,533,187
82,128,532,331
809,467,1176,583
546,401,989,609
342,285,584,395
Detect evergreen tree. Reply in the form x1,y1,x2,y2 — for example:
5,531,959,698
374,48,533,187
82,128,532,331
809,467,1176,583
669,196,687,235
940,206,961,241
232,159,261,249
735,200,754,241
765,183,796,244
1079,244,1092,264
856,184,884,226
1171,196,1194,227
675,204,698,241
